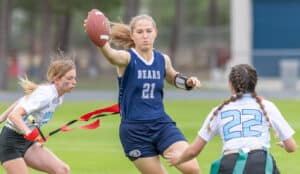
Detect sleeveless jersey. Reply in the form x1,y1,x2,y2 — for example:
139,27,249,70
118,48,170,122
5,84,63,132
198,94,295,153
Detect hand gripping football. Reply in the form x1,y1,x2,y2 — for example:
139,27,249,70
85,9,110,47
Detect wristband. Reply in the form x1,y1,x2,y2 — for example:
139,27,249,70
24,128,40,141
174,73,193,90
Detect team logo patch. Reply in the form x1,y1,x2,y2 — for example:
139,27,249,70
128,149,141,158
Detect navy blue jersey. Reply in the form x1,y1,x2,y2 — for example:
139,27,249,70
118,49,170,122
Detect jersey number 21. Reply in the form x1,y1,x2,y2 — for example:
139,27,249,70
142,83,155,99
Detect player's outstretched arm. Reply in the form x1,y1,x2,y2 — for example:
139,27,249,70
165,136,207,166
0,98,21,123
277,137,297,153
84,9,130,67
99,43,130,67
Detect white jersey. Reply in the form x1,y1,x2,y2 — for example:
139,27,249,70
198,94,295,153
6,84,63,133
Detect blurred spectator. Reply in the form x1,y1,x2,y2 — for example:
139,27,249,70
7,50,21,78
216,47,230,70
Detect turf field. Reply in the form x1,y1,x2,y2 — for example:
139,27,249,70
0,100,299,174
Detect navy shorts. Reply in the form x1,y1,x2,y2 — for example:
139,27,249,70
0,126,34,164
119,119,186,160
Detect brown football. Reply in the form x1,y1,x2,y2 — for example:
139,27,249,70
85,9,110,47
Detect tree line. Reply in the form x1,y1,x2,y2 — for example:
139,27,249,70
0,0,229,90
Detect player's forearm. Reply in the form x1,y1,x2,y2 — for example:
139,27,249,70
8,108,31,135
177,137,207,165
0,99,20,123
282,138,297,153
99,44,129,66
177,148,199,165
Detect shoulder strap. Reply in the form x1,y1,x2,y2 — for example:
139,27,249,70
264,147,274,174
233,150,248,174
210,157,222,174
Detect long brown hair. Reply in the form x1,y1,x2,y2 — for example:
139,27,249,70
207,64,271,130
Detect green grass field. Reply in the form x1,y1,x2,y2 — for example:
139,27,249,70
0,100,299,174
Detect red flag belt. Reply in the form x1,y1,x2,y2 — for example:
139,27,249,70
37,104,119,142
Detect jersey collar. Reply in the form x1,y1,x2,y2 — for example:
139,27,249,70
131,48,154,65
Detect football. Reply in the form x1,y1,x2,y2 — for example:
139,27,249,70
85,9,110,47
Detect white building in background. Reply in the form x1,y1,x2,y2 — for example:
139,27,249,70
229,0,252,67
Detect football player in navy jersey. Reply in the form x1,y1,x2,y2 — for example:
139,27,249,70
85,14,201,174
0,57,76,174
165,64,297,174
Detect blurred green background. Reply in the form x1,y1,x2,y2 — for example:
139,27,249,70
0,100,298,174
0,0,230,90
1,0,299,173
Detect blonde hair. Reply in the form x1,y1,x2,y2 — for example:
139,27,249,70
47,58,76,82
19,55,76,95
19,76,38,95
110,14,157,49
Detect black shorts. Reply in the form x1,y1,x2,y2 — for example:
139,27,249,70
0,126,34,164
219,150,280,174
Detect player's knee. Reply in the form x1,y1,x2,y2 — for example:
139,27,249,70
186,165,200,174
54,163,70,174
179,162,200,174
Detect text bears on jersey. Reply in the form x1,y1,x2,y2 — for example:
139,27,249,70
137,70,161,80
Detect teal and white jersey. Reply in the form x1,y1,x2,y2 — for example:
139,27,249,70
198,94,295,153
6,84,63,132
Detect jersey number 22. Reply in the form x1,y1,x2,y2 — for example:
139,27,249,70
221,109,263,141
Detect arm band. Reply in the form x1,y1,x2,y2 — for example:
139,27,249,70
174,73,193,90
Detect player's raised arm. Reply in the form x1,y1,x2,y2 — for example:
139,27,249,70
99,43,130,67
84,9,130,67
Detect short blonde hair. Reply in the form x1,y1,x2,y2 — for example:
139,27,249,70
47,58,76,82
19,76,38,95
19,56,76,95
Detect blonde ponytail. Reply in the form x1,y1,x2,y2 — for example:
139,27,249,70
19,76,38,95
